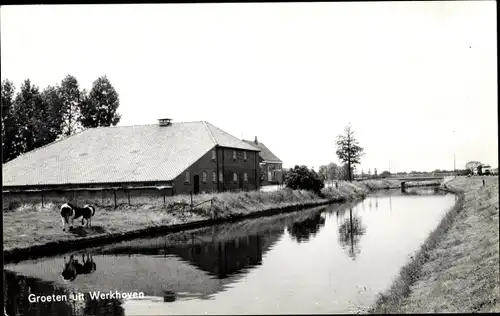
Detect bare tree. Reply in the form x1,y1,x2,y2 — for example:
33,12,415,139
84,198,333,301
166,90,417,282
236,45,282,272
336,123,364,182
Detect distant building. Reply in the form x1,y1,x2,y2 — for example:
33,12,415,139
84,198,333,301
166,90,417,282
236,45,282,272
243,137,283,186
473,164,491,175
2,119,261,195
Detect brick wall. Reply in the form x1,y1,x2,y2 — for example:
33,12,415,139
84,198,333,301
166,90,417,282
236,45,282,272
173,146,259,195
260,162,283,186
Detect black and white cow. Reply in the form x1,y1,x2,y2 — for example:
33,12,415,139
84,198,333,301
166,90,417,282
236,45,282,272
61,254,96,281
60,203,96,231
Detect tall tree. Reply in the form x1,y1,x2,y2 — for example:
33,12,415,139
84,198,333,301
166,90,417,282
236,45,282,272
1,79,19,163
336,123,364,182
13,79,46,154
40,85,65,143
59,74,82,137
80,76,121,128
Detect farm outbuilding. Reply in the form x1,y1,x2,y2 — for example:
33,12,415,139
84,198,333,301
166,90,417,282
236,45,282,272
2,119,260,208
242,137,283,186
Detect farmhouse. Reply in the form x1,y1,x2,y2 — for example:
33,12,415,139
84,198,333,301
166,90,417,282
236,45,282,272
2,119,260,197
243,137,283,186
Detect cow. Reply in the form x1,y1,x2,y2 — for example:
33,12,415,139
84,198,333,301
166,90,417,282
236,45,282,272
60,203,96,231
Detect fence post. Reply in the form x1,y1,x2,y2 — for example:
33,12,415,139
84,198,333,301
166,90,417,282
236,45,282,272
190,191,193,211
211,199,214,219
41,191,44,207
114,189,117,209
163,190,166,207
127,189,131,206
9,191,12,210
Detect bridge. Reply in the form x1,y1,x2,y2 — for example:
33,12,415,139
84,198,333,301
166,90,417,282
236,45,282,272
390,175,449,192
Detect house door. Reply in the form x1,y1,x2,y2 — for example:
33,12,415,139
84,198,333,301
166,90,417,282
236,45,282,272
239,173,244,190
193,175,200,194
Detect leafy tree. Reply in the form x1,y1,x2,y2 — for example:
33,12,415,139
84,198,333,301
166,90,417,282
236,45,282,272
465,161,481,173
327,163,339,180
336,123,364,182
457,169,472,176
1,79,19,163
318,165,328,181
284,165,325,195
337,164,355,181
379,170,391,178
13,79,46,154
40,85,64,143
80,76,121,128
59,74,82,137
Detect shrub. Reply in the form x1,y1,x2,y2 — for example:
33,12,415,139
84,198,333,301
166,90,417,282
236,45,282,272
284,165,325,195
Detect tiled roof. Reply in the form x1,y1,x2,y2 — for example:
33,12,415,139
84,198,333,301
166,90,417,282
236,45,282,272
242,140,282,163
2,121,259,187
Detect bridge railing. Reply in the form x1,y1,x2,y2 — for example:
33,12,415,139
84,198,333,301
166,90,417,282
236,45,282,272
389,172,455,178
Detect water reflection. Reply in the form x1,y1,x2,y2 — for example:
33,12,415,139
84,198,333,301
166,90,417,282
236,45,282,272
337,208,366,260
286,212,326,243
4,191,457,315
164,234,266,279
402,187,444,196
62,253,97,281
4,270,124,316
82,294,124,316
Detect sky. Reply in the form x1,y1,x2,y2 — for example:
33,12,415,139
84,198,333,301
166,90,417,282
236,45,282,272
1,2,497,173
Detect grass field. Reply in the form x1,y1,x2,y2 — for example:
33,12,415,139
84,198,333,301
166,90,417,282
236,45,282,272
371,176,499,313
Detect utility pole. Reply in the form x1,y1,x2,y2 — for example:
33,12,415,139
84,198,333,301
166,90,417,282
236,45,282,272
453,130,456,176
454,153,456,176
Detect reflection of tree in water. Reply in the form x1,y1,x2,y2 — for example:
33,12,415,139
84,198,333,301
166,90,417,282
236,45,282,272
337,208,366,260
287,213,326,243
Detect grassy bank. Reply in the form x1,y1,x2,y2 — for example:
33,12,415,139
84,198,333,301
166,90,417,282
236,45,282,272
371,176,499,313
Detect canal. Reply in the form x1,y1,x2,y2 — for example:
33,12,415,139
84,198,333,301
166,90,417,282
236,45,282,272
4,188,456,315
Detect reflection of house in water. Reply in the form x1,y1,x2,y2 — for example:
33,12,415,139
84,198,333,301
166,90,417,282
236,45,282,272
164,234,268,279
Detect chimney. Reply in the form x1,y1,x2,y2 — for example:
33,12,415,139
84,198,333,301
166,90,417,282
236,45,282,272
254,136,258,144
158,118,172,126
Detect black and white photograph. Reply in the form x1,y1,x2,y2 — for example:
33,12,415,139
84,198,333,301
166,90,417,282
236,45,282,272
1,1,498,315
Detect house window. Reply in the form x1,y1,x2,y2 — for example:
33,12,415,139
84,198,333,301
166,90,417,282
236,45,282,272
212,149,216,161
185,171,190,183
244,173,248,182
233,150,237,160
202,171,207,183
212,171,216,183
243,151,247,161
219,171,223,183
233,172,237,183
